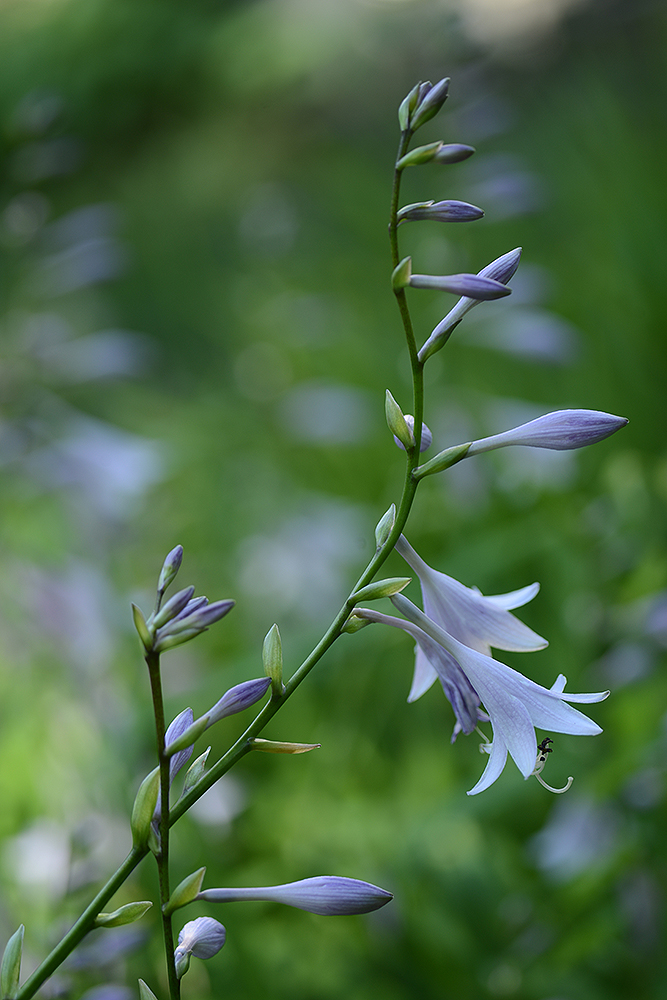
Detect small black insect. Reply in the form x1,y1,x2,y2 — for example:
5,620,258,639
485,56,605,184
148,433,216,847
537,737,553,756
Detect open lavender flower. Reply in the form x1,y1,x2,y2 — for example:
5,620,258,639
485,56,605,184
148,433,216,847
356,594,608,795
395,535,546,704
198,876,393,916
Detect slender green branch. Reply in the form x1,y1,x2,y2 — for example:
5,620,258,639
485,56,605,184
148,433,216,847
146,650,180,1000
16,111,429,1000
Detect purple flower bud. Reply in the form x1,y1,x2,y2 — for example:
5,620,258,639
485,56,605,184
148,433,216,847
466,409,628,455
206,677,272,727
397,200,484,224
174,917,226,978
152,586,195,629
409,273,512,300
394,415,432,452
198,876,393,915
157,545,183,594
433,143,476,164
418,248,521,362
411,77,450,130
154,709,195,824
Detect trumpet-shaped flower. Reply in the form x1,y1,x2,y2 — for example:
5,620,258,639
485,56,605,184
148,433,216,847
356,594,608,795
395,535,547,704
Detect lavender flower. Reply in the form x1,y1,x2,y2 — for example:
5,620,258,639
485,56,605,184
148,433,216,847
205,677,271,727
357,594,608,795
466,409,628,455
409,272,512,300
198,876,393,916
174,916,226,978
395,535,546,704
418,247,521,362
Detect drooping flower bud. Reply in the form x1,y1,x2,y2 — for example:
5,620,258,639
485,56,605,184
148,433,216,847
198,876,393,916
174,917,226,979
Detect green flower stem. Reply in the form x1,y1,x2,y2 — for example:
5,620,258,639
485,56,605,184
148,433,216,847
16,846,147,1000
16,119,428,1000
145,650,180,1000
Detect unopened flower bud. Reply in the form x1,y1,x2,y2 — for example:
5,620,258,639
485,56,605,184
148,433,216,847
397,200,483,224
411,77,450,130
131,767,160,850
164,868,207,916
206,677,272,727
391,256,412,290
395,141,443,170
95,901,152,928
351,578,412,603
198,876,393,916
157,545,183,595
263,624,284,694
412,442,472,480
418,247,521,362
398,82,422,131
394,415,432,452
1,924,24,1000
385,390,414,450
433,143,476,164
374,504,396,549
152,586,195,629
138,981,158,1000
341,613,372,634
182,747,211,796
466,409,629,455
409,273,511,300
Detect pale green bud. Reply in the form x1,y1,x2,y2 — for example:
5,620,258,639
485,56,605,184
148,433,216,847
412,442,472,480
263,623,284,694
157,545,183,594
1,924,24,1000
163,868,207,917
341,613,372,634
395,141,443,170
385,391,414,450
95,901,152,928
374,504,396,549
391,256,412,290
351,578,412,603
132,604,153,652
398,82,421,131
138,981,159,1000
130,767,160,850
182,747,211,796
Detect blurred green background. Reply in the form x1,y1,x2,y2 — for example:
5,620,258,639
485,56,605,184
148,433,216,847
1,0,666,997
